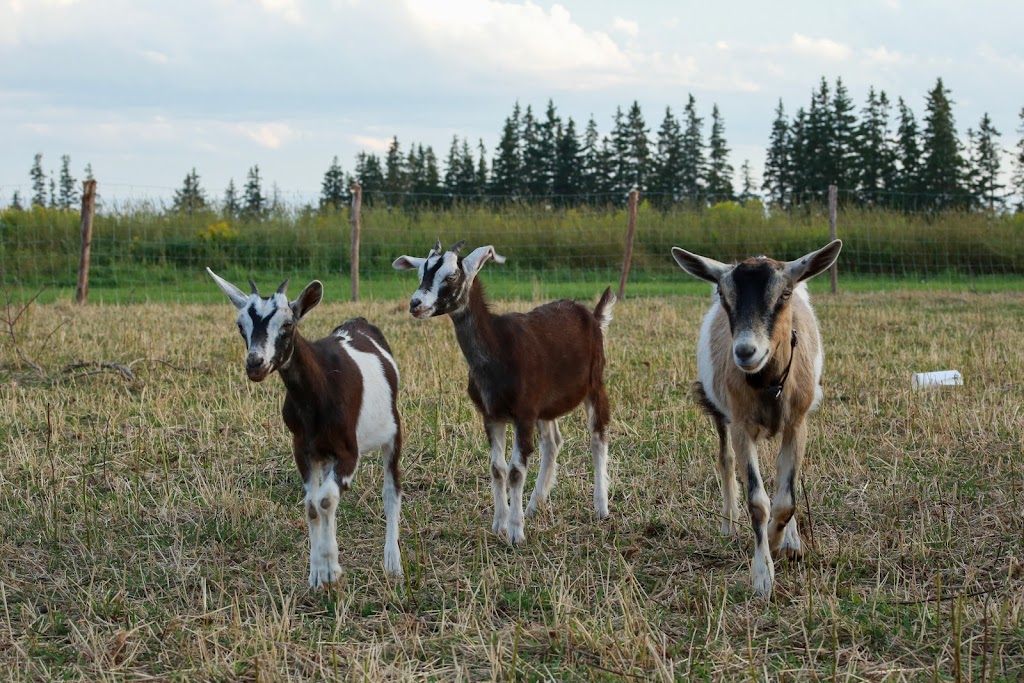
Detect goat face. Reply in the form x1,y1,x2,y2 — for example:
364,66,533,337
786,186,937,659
207,269,323,382
392,239,505,319
671,240,843,374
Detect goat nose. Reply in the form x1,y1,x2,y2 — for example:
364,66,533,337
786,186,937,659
735,343,757,361
409,298,422,310
246,355,262,370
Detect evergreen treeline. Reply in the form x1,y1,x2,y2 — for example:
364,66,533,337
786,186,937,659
13,78,1024,216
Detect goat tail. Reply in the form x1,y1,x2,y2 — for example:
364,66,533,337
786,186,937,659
593,287,616,335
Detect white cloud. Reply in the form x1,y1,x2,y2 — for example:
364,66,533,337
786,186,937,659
260,0,303,24
789,33,851,61
863,46,909,66
611,16,638,39
141,49,170,65
403,0,633,89
351,135,392,152
236,122,298,149
977,44,1024,75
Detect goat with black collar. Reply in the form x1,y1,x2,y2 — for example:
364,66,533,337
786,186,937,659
671,240,842,598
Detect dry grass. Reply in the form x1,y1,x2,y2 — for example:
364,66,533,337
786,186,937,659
1,290,1022,681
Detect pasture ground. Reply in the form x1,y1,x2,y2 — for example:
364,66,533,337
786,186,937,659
1,291,1022,681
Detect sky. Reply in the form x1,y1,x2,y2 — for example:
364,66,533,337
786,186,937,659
2,0,1023,206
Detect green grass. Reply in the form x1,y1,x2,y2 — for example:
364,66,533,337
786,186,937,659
6,269,1024,306
1,291,1023,680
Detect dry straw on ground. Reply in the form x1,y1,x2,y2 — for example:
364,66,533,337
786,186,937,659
1,291,1022,681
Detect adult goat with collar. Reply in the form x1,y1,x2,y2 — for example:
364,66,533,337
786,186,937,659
672,240,842,598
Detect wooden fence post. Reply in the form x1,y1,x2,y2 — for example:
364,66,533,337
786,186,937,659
828,184,838,294
350,183,362,302
617,188,640,300
75,179,97,305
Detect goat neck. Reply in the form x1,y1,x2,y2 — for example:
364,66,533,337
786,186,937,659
277,333,324,398
449,279,500,369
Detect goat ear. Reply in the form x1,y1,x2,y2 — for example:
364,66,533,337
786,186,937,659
290,280,323,320
206,267,249,309
671,248,730,284
461,245,506,279
392,255,426,271
785,239,843,283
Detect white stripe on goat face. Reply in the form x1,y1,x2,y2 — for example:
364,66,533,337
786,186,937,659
237,292,292,376
718,261,790,374
409,252,461,318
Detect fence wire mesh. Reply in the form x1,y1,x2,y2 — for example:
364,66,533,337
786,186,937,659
1,186,1022,303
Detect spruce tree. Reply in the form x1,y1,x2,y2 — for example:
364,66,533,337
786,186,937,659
966,113,1004,211
762,100,791,206
552,117,582,204
920,78,966,210
1013,107,1024,212
355,152,385,206
384,136,406,200
443,136,477,200
475,140,489,200
799,78,832,200
579,116,605,201
459,139,477,197
443,135,462,197
172,168,207,214
856,87,896,206
222,179,239,219
491,102,522,199
520,105,550,198
608,106,632,197
49,174,57,208
705,104,734,202
621,101,650,195
241,165,266,220
679,95,706,204
423,145,441,199
650,106,684,207
830,77,858,192
787,108,810,203
738,160,757,204
10,190,24,210
30,153,46,208
58,155,78,209
894,98,923,211
320,156,347,210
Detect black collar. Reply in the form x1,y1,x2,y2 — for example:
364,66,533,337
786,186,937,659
765,329,798,400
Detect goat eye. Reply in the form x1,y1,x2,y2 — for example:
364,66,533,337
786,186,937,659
446,273,459,283
779,289,792,302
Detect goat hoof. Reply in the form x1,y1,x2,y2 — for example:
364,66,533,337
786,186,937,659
751,557,775,598
507,526,527,545
491,516,508,536
779,536,804,561
384,543,403,578
719,520,736,536
309,557,343,589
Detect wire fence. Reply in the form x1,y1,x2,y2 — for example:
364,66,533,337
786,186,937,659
1,186,1022,304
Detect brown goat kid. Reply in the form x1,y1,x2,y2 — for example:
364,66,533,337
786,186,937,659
393,240,615,545
671,240,842,598
207,270,403,588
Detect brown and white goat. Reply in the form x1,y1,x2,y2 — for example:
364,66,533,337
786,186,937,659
207,269,403,587
671,240,842,597
393,240,615,545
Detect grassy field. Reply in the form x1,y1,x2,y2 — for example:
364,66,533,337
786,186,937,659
1,289,1023,680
